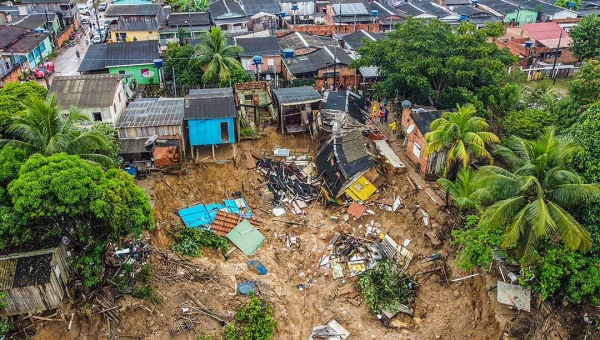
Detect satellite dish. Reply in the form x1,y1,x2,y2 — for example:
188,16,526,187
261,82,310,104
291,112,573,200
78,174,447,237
407,124,415,134
142,70,155,78
145,135,158,146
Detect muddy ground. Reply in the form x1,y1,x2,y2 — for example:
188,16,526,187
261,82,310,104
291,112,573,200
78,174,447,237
33,127,575,340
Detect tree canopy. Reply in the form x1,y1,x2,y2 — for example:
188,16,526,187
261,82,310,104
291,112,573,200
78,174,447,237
169,0,209,12
475,128,600,263
165,42,204,87
351,19,516,108
569,14,600,61
569,60,600,107
197,28,245,83
0,95,114,167
0,82,47,132
424,104,499,179
504,108,557,140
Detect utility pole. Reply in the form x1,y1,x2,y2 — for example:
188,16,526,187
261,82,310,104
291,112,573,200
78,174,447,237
551,29,563,85
35,34,50,89
333,0,342,90
93,0,102,41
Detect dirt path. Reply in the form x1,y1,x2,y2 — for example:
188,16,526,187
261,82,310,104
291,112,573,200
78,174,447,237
34,127,508,340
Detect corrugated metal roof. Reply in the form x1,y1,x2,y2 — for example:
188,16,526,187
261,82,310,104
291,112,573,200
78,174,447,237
273,87,322,105
167,12,210,26
241,0,280,15
48,74,122,109
118,138,150,154
105,40,159,67
117,98,184,128
78,43,108,73
235,36,281,56
184,88,237,120
0,259,16,290
211,211,262,237
209,0,246,19
105,4,161,16
226,220,265,256
410,109,442,134
523,22,570,40
10,13,56,30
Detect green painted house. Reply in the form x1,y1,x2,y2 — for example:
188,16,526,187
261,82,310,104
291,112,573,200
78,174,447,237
106,41,160,85
504,9,538,26
78,40,159,85
479,0,538,26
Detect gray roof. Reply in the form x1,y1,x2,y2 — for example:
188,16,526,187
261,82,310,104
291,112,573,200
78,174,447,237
209,0,246,19
445,0,471,4
78,43,108,73
104,4,161,16
0,6,21,17
118,138,149,154
241,0,281,15
49,74,122,108
167,12,210,27
477,0,535,14
342,30,386,50
285,46,353,75
21,0,69,3
184,88,237,120
273,87,322,105
278,32,334,50
105,40,159,67
10,13,56,30
322,90,346,111
0,26,28,49
369,1,402,18
235,36,280,56
332,2,369,16
117,98,184,128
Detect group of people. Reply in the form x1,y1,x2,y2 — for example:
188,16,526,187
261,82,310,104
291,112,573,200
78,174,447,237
371,97,398,135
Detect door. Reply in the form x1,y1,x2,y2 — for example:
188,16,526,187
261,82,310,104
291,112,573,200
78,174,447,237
220,121,229,143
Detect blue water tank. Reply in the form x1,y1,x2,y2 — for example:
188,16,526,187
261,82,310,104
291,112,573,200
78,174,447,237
460,14,468,21
567,1,575,8
252,55,263,65
472,0,478,5
371,10,379,17
524,41,533,48
291,4,298,10
124,166,137,177
153,58,163,68
283,48,295,58
279,11,286,17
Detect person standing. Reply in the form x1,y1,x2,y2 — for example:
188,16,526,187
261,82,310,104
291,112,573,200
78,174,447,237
389,120,398,135
372,104,378,121
75,49,80,61
379,107,385,124
384,107,389,123
384,97,389,107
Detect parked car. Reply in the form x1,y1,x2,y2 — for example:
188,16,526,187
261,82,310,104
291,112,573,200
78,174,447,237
34,62,54,79
81,17,89,24
98,2,107,11
78,4,91,15
91,35,102,44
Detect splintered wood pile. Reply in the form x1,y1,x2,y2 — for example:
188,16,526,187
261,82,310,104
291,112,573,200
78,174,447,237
154,249,218,284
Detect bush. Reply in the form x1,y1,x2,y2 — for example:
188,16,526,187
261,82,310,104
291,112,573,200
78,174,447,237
240,127,259,138
358,259,413,314
0,319,10,340
453,215,506,271
172,227,229,257
233,293,277,340
504,108,557,140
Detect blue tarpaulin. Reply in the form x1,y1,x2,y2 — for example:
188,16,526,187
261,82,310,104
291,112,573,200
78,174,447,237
178,198,253,228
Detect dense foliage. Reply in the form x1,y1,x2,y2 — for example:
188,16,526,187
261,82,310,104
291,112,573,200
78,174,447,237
0,82,47,133
172,227,229,257
358,259,413,314
165,42,204,87
453,215,505,271
169,0,209,12
351,19,516,108
196,28,245,84
504,108,556,140
569,14,600,60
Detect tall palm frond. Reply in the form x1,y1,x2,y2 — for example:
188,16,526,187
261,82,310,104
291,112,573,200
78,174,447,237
196,28,244,83
436,167,479,210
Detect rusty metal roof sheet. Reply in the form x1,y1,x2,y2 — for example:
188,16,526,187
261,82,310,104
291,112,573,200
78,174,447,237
211,211,261,237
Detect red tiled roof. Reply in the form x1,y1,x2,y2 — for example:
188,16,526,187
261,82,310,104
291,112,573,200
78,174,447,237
522,22,570,41
211,211,262,237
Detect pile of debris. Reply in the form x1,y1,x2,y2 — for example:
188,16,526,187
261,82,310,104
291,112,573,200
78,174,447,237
256,158,320,215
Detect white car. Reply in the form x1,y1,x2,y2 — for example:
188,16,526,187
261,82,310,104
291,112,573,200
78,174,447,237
78,4,91,15
91,35,102,44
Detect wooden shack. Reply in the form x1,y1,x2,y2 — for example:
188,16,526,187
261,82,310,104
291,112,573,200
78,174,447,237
0,244,70,316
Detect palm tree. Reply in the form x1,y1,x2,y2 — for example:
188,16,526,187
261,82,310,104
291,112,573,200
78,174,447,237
475,128,600,263
196,27,244,84
436,167,479,210
0,95,114,167
425,104,499,179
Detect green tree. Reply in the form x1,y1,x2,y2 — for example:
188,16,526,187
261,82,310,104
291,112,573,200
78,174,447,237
504,108,557,140
570,103,600,183
0,95,114,167
0,81,47,131
436,168,479,210
569,14,600,60
170,0,209,12
165,42,204,87
234,294,277,340
475,128,600,263
474,83,522,134
358,259,413,314
217,66,254,88
425,104,500,179
197,28,244,84
7,154,154,248
569,60,600,107
555,0,582,9
350,19,516,108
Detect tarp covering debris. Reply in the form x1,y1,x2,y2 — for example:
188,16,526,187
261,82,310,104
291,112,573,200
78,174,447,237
227,220,265,256
178,198,253,228
309,318,350,340
497,281,531,312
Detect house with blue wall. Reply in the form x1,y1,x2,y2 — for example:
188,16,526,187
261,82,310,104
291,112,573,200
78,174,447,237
184,88,237,160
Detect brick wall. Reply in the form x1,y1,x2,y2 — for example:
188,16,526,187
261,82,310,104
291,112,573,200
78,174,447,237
0,66,24,86
401,107,430,174
57,24,75,48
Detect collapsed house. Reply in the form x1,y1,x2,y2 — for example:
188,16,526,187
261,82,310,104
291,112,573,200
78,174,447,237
0,244,70,316
316,130,385,203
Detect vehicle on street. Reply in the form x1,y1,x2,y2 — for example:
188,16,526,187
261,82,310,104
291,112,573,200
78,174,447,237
34,62,54,79
98,3,107,11
81,17,89,24
91,35,102,44
78,4,91,15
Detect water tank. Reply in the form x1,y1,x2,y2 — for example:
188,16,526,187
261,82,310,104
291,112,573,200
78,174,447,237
283,49,295,58
291,4,299,10
252,55,263,65
471,0,478,5
279,11,286,18
524,41,533,48
371,10,379,17
402,100,411,108
460,14,468,21
153,58,163,68
567,1,575,8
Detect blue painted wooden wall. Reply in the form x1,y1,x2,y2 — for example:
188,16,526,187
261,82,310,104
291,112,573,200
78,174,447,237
188,118,235,145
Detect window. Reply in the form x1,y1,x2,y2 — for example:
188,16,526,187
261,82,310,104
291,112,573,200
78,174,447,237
145,17,151,24
118,92,122,103
113,103,117,114
413,142,422,159
92,112,102,121
118,70,125,75
220,121,229,143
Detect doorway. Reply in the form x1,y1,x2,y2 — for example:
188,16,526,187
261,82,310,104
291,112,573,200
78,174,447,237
220,121,229,143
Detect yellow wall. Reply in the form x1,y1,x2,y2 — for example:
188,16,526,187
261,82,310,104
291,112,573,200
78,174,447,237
344,176,378,202
111,31,159,42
